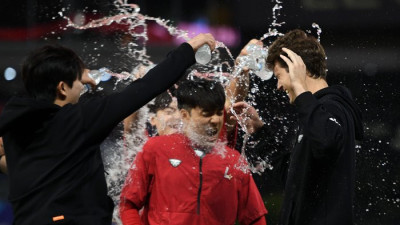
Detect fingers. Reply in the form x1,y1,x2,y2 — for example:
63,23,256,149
232,101,250,109
204,33,216,51
238,39,262,57
81,69,97,89
232,102,257,120
279,53,292,68
280,47,307,77
241,66,250,74
248,39,263,46
135,65,147,79
280,48,308,92
187,33,216,51
88,80,97,90
280,48,305,66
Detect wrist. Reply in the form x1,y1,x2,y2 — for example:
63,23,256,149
187,40,203,52
250,119,265,134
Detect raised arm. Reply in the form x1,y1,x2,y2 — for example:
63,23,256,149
280,47,346,158
224,39,263,132
231,101,291,187
81,34,216,142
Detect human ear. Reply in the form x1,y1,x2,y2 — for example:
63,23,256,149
56,81,67,100
149,116,157,126
180,109,190,121
306,70,318,78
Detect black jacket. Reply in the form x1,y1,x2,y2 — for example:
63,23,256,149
250,85,363,225
0,43,195,225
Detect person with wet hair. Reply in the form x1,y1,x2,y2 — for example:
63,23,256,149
232,29,363,225
0,33,216,225
119,78,267,225
121,40,261,159
146,90,180,137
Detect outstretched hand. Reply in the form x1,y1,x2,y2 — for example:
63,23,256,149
280,48,308,96
237,39,263,59
230,101,264,134
187,33,216,52
235,39,264,73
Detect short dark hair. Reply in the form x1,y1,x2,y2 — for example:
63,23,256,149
266,29,327,79
148,91,174,114
176,77,225,113
22,44,85,102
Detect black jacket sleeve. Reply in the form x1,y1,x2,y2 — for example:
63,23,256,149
80,43,195,143
294,91,345,159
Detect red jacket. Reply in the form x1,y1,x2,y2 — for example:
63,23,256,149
120,133,267,225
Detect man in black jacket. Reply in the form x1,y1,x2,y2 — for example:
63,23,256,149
232,29,363,225
0,33,215,225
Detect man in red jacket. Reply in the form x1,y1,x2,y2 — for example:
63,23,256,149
120,78,267,225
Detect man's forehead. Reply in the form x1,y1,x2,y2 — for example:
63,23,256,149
192,106,223,113
273,62,287,73
158,106,176,112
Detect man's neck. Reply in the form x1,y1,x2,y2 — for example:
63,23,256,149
53,99,67,107
305,77,328,94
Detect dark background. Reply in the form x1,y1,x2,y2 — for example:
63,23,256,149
0,0,399,224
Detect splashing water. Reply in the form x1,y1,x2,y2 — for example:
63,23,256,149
260,0,285,42
62,0,292,222
215,41,235,60
31,0,400,224
100,106,149,224
312,22,322,42
63,3,248,224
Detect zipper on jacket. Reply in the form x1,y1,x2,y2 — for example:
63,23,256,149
196,154,204,215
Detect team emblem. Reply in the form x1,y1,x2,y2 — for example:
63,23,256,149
169,159,182,167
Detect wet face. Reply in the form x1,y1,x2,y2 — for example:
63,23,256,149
181,106,224,151
150,98,181,136
274,62,295,104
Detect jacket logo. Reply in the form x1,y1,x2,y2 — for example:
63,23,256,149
297,134,303,143
169,159,181,167
329,117,341,126
224,167,233,180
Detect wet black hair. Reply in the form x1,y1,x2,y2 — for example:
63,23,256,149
176,77,225,113
147,91,175,114
22,44,85,102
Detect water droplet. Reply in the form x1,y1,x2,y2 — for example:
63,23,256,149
4,67,17,80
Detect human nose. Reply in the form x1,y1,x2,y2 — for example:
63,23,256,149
172,111,180,119
276,80,283,91
209,114,221,124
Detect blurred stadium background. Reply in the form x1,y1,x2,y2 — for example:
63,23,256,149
0,0,399,224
